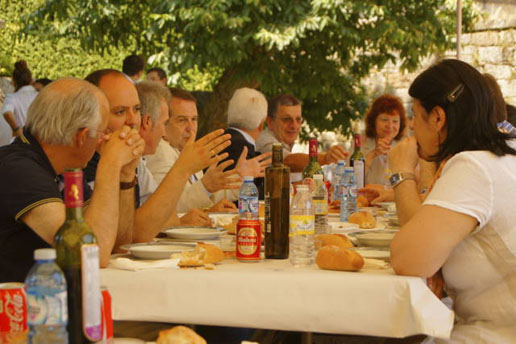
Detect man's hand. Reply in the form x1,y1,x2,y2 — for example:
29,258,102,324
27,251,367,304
180,208,212,226
98,126,145,173
235,147,272,178
207,199,237,213
202,159,241,193
388,136,419,174
176,129,231,177
320,145,349,165
12,128,22,138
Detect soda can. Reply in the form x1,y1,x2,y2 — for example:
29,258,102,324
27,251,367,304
236,219,262,262
0,283,27,344
99,287,114,343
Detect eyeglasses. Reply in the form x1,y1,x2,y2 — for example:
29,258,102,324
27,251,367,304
278,117,303,125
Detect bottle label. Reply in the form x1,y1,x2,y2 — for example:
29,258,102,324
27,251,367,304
353,160,365,189
289,215,315,236
27,290,68,326
354,134,362,148
264,193,271,233
64,170,84,208
81,244,102,341
313,199,328,215
239,196,258,216
308,139,318,157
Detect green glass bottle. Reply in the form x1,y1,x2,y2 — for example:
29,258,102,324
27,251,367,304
302,138,324,180
350,133,366,188
265,144,290,259
54,169,102,343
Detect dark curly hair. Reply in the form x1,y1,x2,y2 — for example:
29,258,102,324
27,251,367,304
364,94,406,141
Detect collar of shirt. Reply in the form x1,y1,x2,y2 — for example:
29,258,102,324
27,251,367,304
17,129,58,179
229,127,256,148
17,85,37,94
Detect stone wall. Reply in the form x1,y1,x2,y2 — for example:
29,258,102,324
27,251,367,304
362,1,516,113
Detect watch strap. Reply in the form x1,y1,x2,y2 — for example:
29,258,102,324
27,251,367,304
120,176,137,190
390,172,415,188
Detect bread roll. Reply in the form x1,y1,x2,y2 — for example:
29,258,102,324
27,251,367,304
316,245,364,271
357,195,369,207
156,325,207,344
348,211,376,229
175,242,225,267
315,234,353,250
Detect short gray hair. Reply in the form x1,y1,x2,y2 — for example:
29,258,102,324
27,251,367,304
227,87,267,131
25,77,101,145
136,81,171,125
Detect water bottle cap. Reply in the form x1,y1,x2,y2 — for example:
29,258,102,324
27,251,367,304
344,167,354,172
243,176,254,182
337,160,345,165
34,248,56,260
313,174,323,180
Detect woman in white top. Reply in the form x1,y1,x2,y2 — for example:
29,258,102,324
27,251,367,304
1,60,38,140
389,59,516,343
363,94,406,185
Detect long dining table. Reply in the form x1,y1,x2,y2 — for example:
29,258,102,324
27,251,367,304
100,257,454,339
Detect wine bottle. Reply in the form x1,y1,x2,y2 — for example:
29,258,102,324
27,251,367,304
265,143,290,259
350,133,366,189
302,138,324,180
54,169,102,343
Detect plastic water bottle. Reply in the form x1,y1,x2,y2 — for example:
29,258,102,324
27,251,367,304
340,167,357,221
333,160,346,202
312,174,328,234
290,185,315,267
25,248,68,344
239,176,259,220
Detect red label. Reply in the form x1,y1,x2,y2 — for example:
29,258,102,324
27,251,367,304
100,288,113,340
308,138,318,157
64,170,84,208
354,134,362,149
236,220,261,261
0,283,27,340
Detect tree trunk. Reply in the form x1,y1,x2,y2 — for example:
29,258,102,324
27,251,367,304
197,68,259,137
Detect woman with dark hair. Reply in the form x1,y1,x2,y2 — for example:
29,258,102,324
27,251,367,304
362,94,406,185
389,59,516,342
0,60,37,140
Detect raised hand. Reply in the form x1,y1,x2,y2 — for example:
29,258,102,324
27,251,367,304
202,159,242,193
180,208,212,226
235,147,272,178
375,138,392,156
98,126,145,171
175,129,231,177
321,145,349,165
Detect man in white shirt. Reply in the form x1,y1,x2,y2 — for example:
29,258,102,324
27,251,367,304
146,88,240,213
256,94,348,172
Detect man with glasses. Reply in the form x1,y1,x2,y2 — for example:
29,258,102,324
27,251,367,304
256,94,348,172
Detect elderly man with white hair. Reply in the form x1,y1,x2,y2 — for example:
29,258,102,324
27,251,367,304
0,77,145,282
220,87,272,199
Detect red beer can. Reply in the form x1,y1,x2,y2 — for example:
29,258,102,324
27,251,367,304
100,287,114,343
236,219,262,262
0,283,27,344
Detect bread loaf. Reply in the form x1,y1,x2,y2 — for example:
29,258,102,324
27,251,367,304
316,245,364,271
174,242,225,267
315,234,353,250
156,325,207,344
348,211,376,229
357,195,369,207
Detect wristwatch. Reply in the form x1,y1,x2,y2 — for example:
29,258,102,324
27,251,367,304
389,172,415,188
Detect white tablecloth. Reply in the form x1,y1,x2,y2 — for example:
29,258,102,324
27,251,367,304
101,259,454,339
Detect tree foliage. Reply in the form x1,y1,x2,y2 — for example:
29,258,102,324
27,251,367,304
24,0,477,137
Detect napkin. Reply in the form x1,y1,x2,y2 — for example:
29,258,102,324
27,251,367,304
110,257,180,271
363,258,390,269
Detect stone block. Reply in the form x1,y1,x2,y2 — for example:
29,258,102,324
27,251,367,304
499,30,516,44
478,46,503,64
462,45,477,56
502,46,516,64
483,64,513,80
470,31,500,46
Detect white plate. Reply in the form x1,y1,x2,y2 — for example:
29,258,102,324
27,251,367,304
349,247,390,261
329,221,360,233
376,202,396,212
164,226,227,240
349,230,397,248
120,243,195,260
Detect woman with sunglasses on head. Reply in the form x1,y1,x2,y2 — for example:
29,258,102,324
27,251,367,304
389,59,516,343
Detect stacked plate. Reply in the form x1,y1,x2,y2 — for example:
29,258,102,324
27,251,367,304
120,242,195,260
347,230,397,248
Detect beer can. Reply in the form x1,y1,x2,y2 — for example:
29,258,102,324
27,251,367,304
99,287,114,343
0,283,27,344
236,219,262,262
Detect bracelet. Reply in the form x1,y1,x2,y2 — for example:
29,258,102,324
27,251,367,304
12,127,20,132
120,176,137,190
